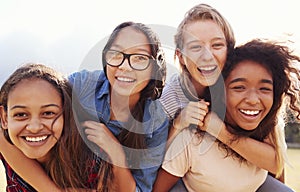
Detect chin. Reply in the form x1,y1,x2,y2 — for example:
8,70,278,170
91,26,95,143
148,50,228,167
199,77,219,87
239,124,258,131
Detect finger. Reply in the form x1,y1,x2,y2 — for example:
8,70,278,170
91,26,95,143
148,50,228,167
188,109,207,121
197,101,210,113
84,128,95,135
188,102,209,114
86,134,102,146
197,121,204,127
199,99,210,106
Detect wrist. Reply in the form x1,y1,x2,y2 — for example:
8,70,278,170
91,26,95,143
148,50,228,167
172,118,181,131
171,108,184,131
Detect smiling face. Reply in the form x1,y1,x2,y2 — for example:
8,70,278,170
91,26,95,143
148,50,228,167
179,20,227,88
1,78,64,163
106,26,153,100
225,61,274,130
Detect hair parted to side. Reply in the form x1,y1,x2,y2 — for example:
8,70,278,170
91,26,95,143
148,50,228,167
222,39,300,178
0,63,114,191
174,3,235,58
102,21,166,100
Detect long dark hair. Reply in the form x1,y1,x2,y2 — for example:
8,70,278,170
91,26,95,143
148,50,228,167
101,22,167,166
0,63,113,190
222,39,300,176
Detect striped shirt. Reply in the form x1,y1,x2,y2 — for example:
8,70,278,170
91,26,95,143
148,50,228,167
159,74,191,119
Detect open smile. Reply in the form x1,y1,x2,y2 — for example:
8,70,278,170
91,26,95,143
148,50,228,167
239,109,261,117
116,76,136,83
197,65,217,75
22,135,50,143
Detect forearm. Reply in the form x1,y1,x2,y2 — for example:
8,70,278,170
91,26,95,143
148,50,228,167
0,135,61,191
167,123,182,148
107,143,136,192
112,164,136,192
217,125,278,173
111,151,136,192
202,113,278,173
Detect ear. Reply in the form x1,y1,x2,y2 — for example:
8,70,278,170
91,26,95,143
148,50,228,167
0,106,8,129
175,48,186,67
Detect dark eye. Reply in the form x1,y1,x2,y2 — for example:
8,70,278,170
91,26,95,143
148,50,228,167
260,87,273,92
232,85,245,90
42,111,58,119
212,43,226,49
14,113,27,117
190,45,202,51
13,113,28,120
135,55,148,61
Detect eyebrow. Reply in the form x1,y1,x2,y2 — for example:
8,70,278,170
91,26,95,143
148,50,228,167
185,37,226,45
10,104,61,111
228,78,273,85
111,44,151,54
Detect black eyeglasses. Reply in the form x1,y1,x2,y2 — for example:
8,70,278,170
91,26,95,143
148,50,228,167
104,50,154,71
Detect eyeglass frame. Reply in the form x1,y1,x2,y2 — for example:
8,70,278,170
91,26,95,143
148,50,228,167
104,49,155,71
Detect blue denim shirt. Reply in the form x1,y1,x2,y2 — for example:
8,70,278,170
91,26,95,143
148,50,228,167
68,70,169,192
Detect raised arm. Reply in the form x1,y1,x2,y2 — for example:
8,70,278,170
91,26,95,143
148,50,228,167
201,112,279,174
0,130,61,192
168,100,209,147
83,121,136,192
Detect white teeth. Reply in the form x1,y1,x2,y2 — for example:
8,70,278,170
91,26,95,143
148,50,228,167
240,109,260,115
198,66,216,71
25,135,48,142
117,77,135,82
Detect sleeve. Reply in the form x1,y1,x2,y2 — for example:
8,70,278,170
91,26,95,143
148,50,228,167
68,70,105,109
162,129,193,177
68,70,98,97
159,78,181,119
132,114,169,191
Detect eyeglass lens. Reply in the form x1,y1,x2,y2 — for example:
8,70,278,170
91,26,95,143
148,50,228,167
105,50,151,70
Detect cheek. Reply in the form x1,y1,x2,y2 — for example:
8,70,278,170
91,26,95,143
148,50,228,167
225,90,238,105
106,67,116,83
52,116,64,139
264,95,274,112
136,71,152,88
225,92,240,110
183,54,196,66
183,58,198,74
225,99,236,112
6,121,23,144
7,119,22,133
214,50,227,69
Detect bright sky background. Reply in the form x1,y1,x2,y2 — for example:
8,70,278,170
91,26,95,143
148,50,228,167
1,0,300,84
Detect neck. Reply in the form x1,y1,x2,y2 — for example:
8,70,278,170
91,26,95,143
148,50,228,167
180,72,206,101
190,77,207,97
225,121,256,136
37,155,48,167
110,91,140,121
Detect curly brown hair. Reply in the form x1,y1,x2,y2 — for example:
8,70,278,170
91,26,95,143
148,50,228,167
221,39,300,177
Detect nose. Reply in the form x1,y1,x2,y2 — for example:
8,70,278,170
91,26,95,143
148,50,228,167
26,118,44,133
118,57,132,71
201,46,214,62
245,90,260,105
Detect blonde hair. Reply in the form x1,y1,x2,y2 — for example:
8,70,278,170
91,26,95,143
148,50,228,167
174,3,235,52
